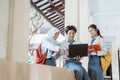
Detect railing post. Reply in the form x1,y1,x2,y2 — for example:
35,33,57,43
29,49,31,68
118,48,120,80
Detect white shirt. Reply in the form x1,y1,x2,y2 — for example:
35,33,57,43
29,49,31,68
59,39,82,60
41,38,60,58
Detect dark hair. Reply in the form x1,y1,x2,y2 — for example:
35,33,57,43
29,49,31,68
65,25,77,33
88,24,103,38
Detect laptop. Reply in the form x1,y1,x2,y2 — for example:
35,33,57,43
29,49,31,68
69,44,88,57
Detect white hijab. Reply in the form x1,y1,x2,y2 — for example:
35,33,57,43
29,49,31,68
44,27,60,45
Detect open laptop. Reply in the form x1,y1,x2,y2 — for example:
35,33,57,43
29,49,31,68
69,44,88,57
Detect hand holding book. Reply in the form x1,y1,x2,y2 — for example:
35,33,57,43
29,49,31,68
88,44,101,53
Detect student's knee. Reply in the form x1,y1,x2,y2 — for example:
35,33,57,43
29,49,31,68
64,63,80,70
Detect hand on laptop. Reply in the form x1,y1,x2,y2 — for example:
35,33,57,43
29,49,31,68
73,55,81,60
63,53,69,60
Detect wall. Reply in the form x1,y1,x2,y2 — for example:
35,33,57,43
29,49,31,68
7,0,29,62
65,0,78,39
0,0,29,62
112,26,120,80
89,0,120,37
65,0,89,42
0,0,9,59
79,0,89,43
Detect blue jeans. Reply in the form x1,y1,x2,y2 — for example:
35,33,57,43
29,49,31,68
88,55,103,80
44,57,56,66
64,59,90,80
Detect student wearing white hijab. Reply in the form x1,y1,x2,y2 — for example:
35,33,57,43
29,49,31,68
41,27,64,66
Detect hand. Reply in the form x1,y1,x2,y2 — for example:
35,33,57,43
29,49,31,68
60,47,68,51
63,54,69,60
88,49,93,53
55,52,60,59
92,48,98,53
73,55,81,60
88,48,98,53
59,47,69,54
64,48,69,53
57,46,66,53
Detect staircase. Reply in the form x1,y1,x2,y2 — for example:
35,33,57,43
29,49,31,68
104,76,111,80
31,0,65,34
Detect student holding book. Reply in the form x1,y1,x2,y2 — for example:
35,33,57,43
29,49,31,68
88,24,107,80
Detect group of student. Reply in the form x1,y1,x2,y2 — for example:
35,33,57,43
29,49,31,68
41,24,107,80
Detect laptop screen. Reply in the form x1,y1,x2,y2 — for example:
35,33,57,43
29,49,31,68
69,44,88,57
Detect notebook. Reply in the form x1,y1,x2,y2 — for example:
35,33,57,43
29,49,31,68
69,44,88,57
88,44,101,51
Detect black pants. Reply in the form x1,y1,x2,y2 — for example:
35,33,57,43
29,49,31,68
44,57,56,66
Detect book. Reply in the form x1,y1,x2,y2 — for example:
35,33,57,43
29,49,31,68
88,44,101,51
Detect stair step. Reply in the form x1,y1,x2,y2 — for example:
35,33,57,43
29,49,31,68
104,76,111,80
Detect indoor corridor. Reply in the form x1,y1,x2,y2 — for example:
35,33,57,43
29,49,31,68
0,0,120,80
